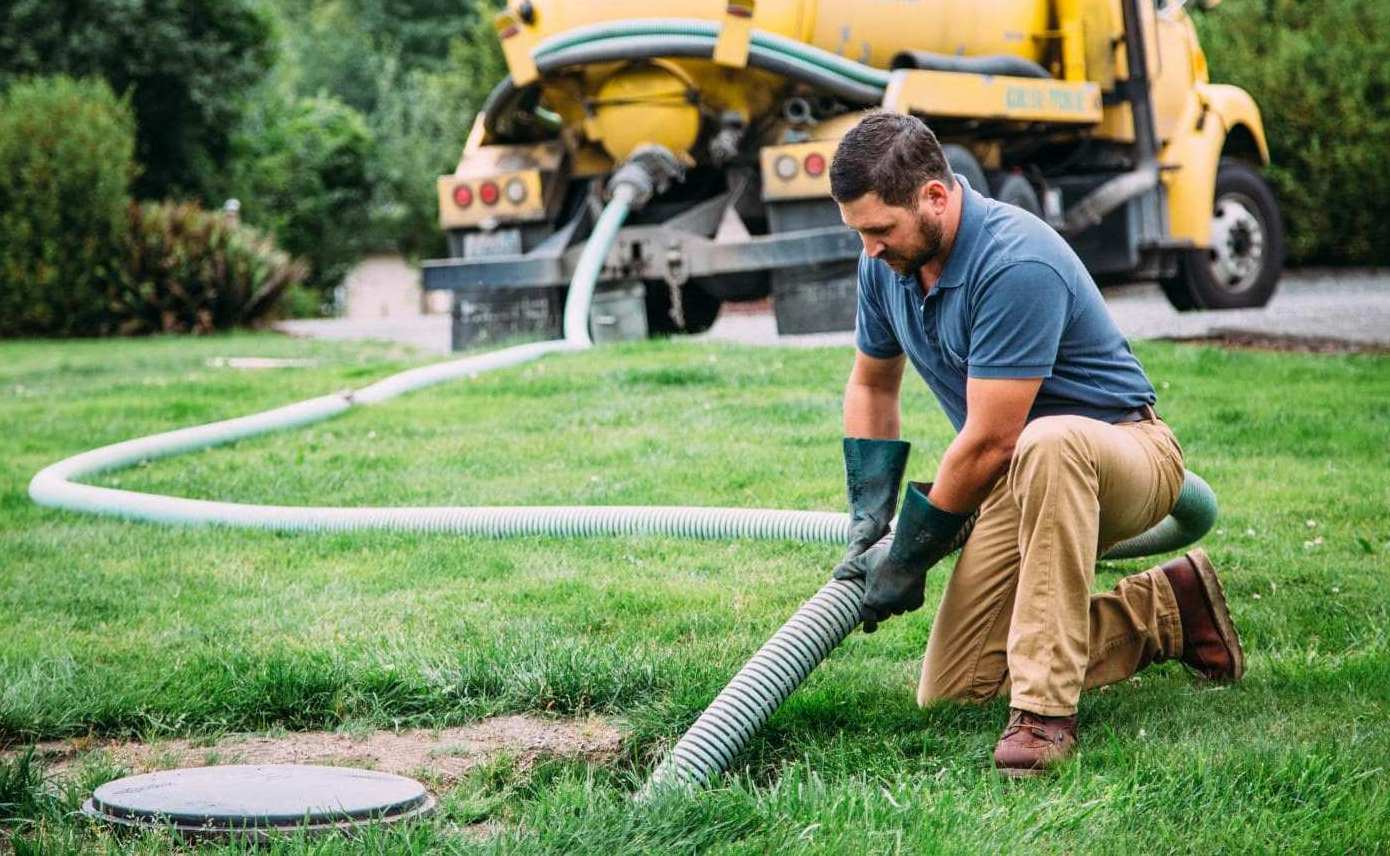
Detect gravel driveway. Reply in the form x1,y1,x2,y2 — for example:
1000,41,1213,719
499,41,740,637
276,269,1390,355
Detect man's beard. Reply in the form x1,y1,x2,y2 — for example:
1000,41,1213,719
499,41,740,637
883,211,944,276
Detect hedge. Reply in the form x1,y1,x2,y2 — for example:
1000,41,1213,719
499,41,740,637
1196,0,1390,264
0,76,135,337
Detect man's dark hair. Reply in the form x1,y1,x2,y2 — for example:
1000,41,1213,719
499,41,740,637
829,111,954,207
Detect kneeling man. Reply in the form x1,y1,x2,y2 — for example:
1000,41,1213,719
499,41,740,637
828,112,1244,777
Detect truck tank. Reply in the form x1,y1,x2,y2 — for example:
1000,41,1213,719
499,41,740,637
502,0,1054,165
526,0,1051,65
426,0,1285,346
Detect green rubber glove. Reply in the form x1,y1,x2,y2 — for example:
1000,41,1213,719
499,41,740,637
837,438,912,568
833,481,977,633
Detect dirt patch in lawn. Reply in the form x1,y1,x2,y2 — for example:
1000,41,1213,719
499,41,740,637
1164,329,1390,354
14,714,623,785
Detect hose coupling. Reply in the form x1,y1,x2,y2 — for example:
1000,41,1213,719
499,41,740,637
607,144,685,210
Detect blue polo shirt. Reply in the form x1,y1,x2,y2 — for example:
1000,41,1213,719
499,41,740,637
855,176,1156,432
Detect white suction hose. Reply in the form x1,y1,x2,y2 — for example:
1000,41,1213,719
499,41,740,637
564,182,636,348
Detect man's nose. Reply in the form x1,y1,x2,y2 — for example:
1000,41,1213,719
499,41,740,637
863,236,885,258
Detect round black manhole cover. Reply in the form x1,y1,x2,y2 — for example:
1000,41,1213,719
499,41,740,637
83,765,435,840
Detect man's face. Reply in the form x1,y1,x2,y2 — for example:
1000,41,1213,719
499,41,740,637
838,183,949,277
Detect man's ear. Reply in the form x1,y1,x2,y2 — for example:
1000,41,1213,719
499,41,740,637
920,179,950,214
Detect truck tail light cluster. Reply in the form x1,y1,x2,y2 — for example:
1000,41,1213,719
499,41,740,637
772,150,828,181
452,177,529,209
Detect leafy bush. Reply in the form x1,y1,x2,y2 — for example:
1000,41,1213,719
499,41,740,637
116,201,306,334
0,0,276,200
225,93,374,294
1196,0,1390,264
0,75,135,338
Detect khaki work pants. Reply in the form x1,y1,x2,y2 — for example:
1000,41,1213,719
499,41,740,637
918,414,1188,716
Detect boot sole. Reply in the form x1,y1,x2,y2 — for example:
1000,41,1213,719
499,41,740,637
1186,548,1246,682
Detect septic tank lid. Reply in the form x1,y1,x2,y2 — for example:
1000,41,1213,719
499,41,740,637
83,764,434,839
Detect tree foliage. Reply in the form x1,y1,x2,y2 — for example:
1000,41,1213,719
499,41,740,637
272,0,493,115
0,0,276,201
1196,0,1390,264
165,0,507,294
224,92,375,292
365,18,507,259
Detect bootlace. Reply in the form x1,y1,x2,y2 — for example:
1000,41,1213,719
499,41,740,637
1004,709,1060,743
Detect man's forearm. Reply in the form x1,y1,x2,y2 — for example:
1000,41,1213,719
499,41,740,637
844,382,901,439
927,430,1014,513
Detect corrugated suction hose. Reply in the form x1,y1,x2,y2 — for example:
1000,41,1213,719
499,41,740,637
640,467,1219,794
640,576,867,796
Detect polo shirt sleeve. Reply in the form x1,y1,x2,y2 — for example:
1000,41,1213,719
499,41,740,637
967,260,1072,379
854,253,903,359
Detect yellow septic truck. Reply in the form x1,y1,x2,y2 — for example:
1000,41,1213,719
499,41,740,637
422,0,1282,348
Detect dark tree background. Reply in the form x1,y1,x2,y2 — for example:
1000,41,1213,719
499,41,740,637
0,0,276,201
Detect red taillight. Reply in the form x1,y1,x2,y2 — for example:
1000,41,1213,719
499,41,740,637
452,184,473,208
803,152,826,177
479,181,500,205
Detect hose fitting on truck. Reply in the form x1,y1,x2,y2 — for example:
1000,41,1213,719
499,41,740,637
607,144,686,208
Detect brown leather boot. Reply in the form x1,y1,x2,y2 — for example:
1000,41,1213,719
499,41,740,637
992,708,1078,778
1159,548,1245,682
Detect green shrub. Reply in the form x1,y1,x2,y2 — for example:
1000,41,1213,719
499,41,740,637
224,93,374,295
0,0,276,200
0,75,135,338
115,201,306,334
1196,0,1390,264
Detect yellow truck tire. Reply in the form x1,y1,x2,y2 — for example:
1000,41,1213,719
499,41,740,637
1160,158,1284,311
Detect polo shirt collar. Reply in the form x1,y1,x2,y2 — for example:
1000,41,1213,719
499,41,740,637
892,173,983,293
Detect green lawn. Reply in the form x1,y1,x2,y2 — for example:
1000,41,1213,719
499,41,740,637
2,332,1388,853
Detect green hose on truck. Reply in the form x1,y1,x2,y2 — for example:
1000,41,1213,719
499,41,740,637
29,152,1218,797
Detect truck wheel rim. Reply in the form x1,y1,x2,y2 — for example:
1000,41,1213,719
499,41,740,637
1208,191,1265,294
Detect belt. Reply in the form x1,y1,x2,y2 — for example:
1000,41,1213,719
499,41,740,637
1113,403,1160,424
